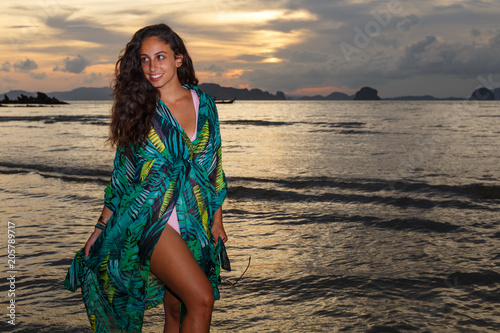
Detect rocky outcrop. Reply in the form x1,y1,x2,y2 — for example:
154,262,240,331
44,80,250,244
353,87,381,100
199,83,286,100
470,87,495,100
2,85,285,101
1,92,67,104
299,91,352,100
276,91,286,100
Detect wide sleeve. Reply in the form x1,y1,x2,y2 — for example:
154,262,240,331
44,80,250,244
104,145,137,212
207,98,228,212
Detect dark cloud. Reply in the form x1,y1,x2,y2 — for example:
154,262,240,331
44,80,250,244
54,54,91,74
470,29,481,37
489,32,500,48
234,54,266,62
202,64,226,76
260,18,317,33
287,0,364,22
84,72,102,84
433,4,464,11
1,62,11,72
2,77,19,84
240,62,335,92
397,14,421,32
14,58,38,72
372,34,399,49
111,9,151,16
398,35,500,76
30,72,47,80
407,36,437,55
156,14,255,43
289,50,328,63
205,64,224,71
45,11,129,46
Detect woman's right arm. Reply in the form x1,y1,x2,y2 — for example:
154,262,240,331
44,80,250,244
84,145,136,257
84,206,113,257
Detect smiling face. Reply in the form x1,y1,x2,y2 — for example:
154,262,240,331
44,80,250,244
140,36,183,91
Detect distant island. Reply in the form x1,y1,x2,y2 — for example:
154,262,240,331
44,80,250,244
296,86,498,101
0,92,67,105
1,83,499,102
0,84,284,103
470,87,495,100
199,83,286,101
353,87,381,100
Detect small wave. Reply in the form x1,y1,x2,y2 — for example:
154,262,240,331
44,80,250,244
338,130,382,135
0,161,110,184
446,271,500,286
221,120,367,129
0,115,109,126
314,121,366,128
229,272,483,301
366,325,405,333
232,176,499,202
364,217,462,233
227,177,491,211
222,120,293,126
467,184,500,200
263,211,462,234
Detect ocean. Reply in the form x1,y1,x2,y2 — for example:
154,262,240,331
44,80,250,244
0,100,499,332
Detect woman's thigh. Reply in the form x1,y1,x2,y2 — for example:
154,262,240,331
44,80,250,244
149,225,213,305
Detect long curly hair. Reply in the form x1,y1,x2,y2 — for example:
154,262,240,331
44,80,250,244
109,23,198,149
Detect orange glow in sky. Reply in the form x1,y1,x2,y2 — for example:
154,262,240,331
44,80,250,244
1,0,498,98
289,87,356,96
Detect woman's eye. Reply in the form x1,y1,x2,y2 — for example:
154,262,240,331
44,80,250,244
141,57,148,63
157,55,164,60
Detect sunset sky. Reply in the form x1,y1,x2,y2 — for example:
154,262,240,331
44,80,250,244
1,0,499,98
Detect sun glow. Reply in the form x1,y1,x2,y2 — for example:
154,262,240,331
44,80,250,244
192,9,317,24
262,57,282,63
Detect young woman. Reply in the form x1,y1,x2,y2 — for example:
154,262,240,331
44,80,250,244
64,23,228,333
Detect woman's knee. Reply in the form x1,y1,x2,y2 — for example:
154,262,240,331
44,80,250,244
201,290,215,310
187,287,214,314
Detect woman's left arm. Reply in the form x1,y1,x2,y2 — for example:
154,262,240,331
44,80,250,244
211,207,227,243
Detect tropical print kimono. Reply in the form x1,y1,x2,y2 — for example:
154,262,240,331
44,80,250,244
64,85,228,332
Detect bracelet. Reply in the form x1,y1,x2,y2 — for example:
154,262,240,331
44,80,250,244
95,215,109,230
95,222,106,230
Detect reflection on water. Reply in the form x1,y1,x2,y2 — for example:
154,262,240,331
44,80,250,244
0,101,499,332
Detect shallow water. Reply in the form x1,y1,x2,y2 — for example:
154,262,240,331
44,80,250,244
0,100,499,332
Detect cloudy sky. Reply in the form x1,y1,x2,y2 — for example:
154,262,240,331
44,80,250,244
1,0,499,98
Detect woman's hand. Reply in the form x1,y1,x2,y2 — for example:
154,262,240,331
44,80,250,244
84,228,102,257
84,207,112,257
212,207,227,243
212,222,227,244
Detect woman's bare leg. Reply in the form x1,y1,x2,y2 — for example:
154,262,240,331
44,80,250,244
150,225,214,333
163,288,181,332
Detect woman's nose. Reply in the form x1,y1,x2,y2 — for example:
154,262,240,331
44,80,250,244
149,60,156,71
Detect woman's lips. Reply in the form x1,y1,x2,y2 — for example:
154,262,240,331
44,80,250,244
150,73,163,81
